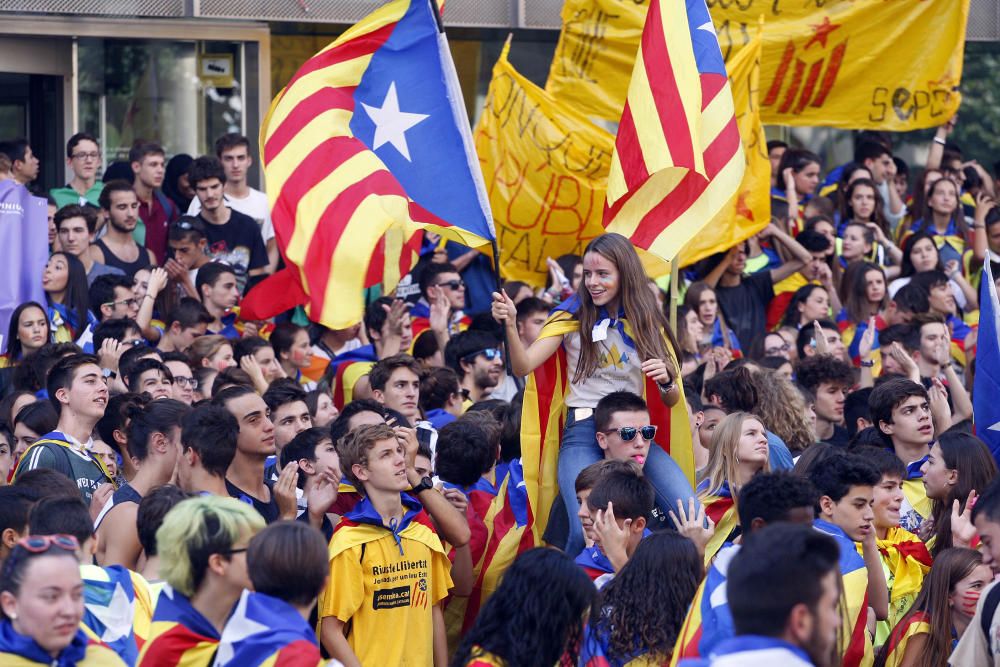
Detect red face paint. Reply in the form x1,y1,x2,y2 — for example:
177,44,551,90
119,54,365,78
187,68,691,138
960,589,982,616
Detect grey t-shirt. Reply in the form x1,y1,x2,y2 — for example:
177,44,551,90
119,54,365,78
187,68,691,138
14,431,113,505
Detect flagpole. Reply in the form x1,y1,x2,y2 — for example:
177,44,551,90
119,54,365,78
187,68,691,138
669,257,679,333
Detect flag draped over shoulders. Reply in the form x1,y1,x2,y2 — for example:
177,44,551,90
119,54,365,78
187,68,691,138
137,586,220,667
696,482,738,566
602,0,743,263
520,299,694,542
246,0,495,329
213,591,322,667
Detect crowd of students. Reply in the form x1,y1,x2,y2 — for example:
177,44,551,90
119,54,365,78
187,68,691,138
1,112,1000,667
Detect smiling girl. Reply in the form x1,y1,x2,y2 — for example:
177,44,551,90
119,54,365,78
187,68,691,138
492,233,695,557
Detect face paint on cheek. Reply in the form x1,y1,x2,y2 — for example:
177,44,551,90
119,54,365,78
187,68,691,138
292,348,307,364
961,590,982,615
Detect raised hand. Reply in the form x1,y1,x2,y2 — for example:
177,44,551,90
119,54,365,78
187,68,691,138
668,498,715,557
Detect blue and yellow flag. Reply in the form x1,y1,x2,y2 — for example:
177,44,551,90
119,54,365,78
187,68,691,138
79,564,151,667
0,620,125,666
214,591,322,667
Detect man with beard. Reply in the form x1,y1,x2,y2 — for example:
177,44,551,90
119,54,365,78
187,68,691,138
444,330,503,406
682,523,842,666
93,180,156,277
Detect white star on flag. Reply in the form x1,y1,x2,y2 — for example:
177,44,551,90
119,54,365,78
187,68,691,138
698,21,716,35
87,581,135,643
361,81,430,162
213,592,269,666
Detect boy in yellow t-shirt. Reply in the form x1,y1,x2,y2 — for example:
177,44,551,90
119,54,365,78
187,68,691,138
319,423,453,667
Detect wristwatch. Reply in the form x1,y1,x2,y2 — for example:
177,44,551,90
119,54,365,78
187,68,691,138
411,476,434,494
657,379,676,393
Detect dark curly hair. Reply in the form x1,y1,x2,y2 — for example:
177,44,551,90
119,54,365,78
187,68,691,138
450,548,594,667
586,532,701,664
794,354,854,395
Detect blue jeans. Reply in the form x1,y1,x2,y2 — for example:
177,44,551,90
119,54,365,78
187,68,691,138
557,411,699,556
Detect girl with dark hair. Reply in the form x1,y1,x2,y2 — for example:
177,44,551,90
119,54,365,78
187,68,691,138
828,161,872,220
451,548,594,667
772,149,822,232
888,232,976,311
12,400,58,466
1,302,50,367
419,366,463,430
271,323,315,388
492,233,695,556
0,535,124,665
684,282,741,357
42,252,94,342
876,547,992,667
675,305,704,377
583,532,701,665
163,154,195,212
304,389,338,428
836,261,888,366
920,431,998,556
842,178,902,268
782,283,832,330
840,221,877,267
910,176,969,268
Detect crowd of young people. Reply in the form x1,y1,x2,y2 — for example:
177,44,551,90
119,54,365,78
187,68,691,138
2,114,1000,667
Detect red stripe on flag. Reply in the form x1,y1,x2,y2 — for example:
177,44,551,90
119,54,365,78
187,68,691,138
613,106,649,192
639,0,696,169
702,117,741,178
264,86,356,165
621,171,709,249
365,236,386,288
778,59,806,114
700,74,727,111
764,41,795,107
284,22,396,92
811,40,848,108
794,60,823,115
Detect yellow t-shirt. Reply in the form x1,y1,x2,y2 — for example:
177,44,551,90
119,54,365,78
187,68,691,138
319,499,453,667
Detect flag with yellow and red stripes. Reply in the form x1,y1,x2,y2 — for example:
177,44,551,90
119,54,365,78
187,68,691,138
245,0,494,329
603,0,743,261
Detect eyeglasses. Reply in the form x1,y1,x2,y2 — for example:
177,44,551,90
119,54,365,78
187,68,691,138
435,280,465,290
104,298,138,309
17,534,80,553
220,547,248,556
174,376,197,389
765,342,791,355
463,348,501,362
172,220,199,231
71,152,100,161
601,425,657,442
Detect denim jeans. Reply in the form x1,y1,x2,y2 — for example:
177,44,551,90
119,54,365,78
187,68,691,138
557,410,699,556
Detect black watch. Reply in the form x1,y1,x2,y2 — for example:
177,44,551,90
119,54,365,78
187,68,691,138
411,476,434,494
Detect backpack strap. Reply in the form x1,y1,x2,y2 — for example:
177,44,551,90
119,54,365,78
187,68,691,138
981,582,1000,651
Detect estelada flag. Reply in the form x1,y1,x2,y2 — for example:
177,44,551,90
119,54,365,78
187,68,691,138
602,0,743,263
244,0,495,329
137,586,220,666
213,590,323,667
678,19,769,268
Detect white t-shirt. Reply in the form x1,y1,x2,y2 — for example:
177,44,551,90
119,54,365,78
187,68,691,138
563,324,645,408
888,275,968,311
188,188,274,243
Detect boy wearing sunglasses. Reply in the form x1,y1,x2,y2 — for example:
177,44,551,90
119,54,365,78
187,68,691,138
444,330,503,406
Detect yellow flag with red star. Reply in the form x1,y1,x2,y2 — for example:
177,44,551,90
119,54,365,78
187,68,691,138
546,0,968,130
677,20,769,267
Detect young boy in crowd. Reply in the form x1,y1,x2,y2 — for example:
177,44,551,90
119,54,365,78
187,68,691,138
858,446,932,646
55,204,125,285
262,380,313,481
196,262,241,338
279,426,341,540
95,399,189,569
164,216,211,299
174,404,239,497
319,423,454,666
0,486,38,567
444,330,503,405
12,354,115,504
51,132,104,209
577,465,653,588
795,354,855,446
161,352,196,404
156,297,213,354
125,358,174,400
808,454,885,665
93,179,156,277
369,354,423,425
870,377,935,532
234,336,285,385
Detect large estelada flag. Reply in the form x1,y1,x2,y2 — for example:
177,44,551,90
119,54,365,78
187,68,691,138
602,0,743,263
975,260,1000,465
244,0,495,329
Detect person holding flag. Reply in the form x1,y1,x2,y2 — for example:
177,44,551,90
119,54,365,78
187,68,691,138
492,233,696,557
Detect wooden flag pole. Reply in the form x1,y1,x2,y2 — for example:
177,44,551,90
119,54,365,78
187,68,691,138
669,257,679,334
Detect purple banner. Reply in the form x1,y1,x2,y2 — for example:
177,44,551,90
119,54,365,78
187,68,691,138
0,180,48,348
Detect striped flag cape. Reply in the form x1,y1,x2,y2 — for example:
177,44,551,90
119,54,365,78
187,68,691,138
445,460,533,651
137,586,220,667
696,481,739,566
213,591,322,667
878,611,931,667
245,0,495,329
836,311,884,371
79,563,152,666
858,526,931,646
520,300,695,543
813,519,873,667
603,0,743,261
670,543,740,665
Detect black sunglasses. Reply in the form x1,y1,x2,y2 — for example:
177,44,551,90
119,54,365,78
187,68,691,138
435,280,465,290
601,425,657,442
